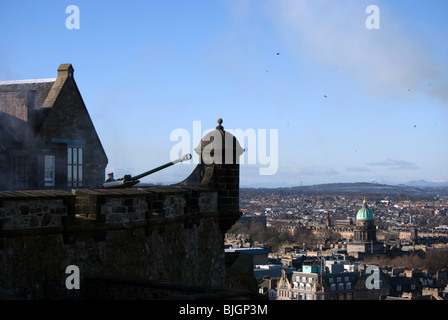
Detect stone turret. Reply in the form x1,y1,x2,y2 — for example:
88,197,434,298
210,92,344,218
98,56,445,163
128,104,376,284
179,118,244,232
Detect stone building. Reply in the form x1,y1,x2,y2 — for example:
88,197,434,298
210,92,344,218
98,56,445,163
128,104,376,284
347,199,384,257
0,64,107,190
276,263,390,300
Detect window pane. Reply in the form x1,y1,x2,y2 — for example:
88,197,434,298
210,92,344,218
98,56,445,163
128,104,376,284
78,166,83,186
73,166,77,183
68,148,72,164
44,155,55,186
14,156,30,189
73,148,77,164
67,165,72,185
67,147,84,187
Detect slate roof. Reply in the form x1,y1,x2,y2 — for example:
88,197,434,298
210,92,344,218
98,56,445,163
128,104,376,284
0,78,56,110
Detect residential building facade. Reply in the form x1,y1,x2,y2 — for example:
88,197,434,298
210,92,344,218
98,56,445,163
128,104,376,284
276,263,390,300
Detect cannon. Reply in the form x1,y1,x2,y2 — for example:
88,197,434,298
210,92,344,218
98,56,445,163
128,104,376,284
103,153,192,189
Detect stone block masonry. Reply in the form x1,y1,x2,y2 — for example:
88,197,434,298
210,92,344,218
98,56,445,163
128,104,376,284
0,190,74,232
0,186,243,299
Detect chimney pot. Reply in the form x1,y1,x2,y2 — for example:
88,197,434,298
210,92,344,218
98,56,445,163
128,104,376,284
57,63,74,78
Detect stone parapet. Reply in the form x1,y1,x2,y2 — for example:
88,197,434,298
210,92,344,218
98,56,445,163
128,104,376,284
0,185,241,299
0,190,74,231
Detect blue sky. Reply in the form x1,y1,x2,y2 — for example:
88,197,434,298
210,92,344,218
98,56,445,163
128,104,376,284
1,0,447,187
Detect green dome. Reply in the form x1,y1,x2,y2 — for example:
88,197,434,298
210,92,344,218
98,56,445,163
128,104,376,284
356,199,374,221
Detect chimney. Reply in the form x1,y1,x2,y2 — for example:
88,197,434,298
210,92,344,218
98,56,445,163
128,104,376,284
57,64,74,78
42,63,74,108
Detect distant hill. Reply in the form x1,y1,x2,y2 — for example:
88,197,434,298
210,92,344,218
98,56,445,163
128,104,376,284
242,182,448,197
403,179,448,188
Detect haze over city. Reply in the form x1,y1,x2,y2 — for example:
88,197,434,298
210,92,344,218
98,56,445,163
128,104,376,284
1,0,447,187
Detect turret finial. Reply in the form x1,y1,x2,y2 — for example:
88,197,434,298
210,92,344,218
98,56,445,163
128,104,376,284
216,118,224,130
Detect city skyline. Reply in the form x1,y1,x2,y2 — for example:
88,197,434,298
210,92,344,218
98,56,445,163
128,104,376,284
1,0,447,187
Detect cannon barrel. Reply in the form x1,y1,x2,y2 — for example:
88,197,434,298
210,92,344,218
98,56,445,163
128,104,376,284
103,153,192,189
131,153,192,180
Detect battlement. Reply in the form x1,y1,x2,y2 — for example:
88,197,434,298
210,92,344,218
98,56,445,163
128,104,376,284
0,190,74,232
0,185,247,299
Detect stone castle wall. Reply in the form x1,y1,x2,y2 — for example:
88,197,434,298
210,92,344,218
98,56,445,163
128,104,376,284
0,186,243,299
